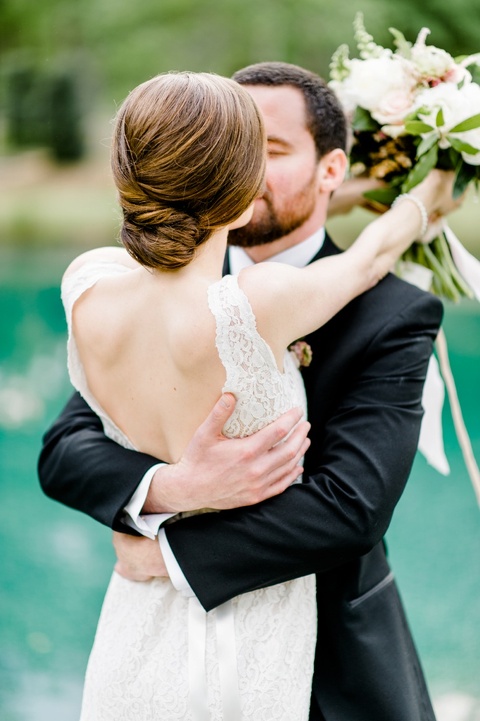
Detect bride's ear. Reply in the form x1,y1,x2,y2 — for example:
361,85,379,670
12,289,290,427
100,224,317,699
316,149,347,194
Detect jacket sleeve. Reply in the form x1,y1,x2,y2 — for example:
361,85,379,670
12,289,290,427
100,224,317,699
165,292,443,611
38,392,160,531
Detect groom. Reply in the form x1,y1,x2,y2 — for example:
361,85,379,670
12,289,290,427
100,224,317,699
39,63,442,721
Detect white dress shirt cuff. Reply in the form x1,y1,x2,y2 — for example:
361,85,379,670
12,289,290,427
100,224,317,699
159,528,195,597
122,464,195,596
123,463,176,539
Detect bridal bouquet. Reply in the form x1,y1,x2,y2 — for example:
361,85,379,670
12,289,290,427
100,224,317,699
330,13,480,301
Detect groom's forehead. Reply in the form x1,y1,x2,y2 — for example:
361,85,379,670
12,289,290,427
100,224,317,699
244,85,311,136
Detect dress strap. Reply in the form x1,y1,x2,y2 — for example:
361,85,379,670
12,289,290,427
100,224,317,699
61,260,136,450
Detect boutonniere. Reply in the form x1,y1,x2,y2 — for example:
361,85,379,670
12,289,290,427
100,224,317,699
288,340,313,368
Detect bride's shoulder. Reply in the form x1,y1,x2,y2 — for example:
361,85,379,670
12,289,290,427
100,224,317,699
235,263,303,352
237,262,301,303
62,246,139,284
61,247,142,357
61,246,141,322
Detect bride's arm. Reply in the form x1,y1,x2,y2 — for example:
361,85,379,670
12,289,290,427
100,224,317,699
241,171,454,352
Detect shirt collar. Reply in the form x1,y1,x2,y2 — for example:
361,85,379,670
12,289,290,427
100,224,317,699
228,228,325,274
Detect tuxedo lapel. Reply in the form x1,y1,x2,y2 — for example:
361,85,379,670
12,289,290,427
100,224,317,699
308,232,340,262
222,252,230,276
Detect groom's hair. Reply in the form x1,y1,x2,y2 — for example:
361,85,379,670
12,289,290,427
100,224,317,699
232,61,347,159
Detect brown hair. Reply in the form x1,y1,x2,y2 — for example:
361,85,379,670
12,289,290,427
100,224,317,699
232,62,347,158
112,72,266,270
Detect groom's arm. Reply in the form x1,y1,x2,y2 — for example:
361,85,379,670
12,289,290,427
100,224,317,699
39,288,442,609
38,392,159,531
159,291,443,609
38,392,309,530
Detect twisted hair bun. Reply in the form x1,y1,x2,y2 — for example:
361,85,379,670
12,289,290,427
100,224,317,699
111,72,266,271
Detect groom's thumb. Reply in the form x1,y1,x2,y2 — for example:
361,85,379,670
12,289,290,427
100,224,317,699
208,393,236,436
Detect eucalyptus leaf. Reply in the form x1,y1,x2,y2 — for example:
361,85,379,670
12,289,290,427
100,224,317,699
411,107,429,118
453,160,477,198
465,63,480,85
448,137,480,155
352,106,379,132
363,187,399,205
405,120,435,135
402,144,438,192
416,134,437,158
449,113,480,133
447,147,461,168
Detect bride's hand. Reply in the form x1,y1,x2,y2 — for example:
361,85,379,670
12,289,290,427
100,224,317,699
411,170,465,242
143,394,311,514
113,532,168,582
328,177,387,217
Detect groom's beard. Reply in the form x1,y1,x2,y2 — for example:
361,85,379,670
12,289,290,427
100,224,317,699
228,171,318,248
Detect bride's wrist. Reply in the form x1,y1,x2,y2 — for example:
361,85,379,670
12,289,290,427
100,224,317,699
391,192,429,240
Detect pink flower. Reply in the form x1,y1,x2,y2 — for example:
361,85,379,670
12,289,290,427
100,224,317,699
288,340,313,368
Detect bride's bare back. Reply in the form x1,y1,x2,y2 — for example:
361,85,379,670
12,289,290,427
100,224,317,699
71,259,229,463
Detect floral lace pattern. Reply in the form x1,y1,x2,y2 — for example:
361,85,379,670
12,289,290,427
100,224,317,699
208,275,307,439
63,266,316,720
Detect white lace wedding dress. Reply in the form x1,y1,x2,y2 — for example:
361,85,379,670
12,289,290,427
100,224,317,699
62,264,317,721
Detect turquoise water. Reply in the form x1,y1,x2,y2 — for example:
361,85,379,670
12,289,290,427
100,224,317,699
0,247,479,719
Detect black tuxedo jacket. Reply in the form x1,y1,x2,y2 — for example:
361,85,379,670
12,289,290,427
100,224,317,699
39,234,443,721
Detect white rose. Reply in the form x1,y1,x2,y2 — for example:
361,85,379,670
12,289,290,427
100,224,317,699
414,83,461,128
411,45,455,79
411,43,471,85
418,82,480,125
340,55,415,120
372,87,416,125
414,82,480,161
329,79,357,119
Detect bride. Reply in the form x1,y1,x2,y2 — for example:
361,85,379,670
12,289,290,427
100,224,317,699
62,71,454,720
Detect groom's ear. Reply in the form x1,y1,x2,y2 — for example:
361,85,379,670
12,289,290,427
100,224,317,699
316,149,347,194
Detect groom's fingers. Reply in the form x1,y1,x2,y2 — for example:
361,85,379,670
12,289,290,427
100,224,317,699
260,423,311,491
198,394,305,450
233,419,310,505
246,407,306,453
199,393,237,438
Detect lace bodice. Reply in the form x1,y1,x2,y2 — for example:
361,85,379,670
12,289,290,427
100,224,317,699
207,274,307,438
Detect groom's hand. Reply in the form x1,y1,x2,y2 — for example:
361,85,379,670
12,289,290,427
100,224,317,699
113,532,168,581
143,393,310,513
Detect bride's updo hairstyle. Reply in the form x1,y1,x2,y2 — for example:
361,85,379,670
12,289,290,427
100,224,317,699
112,72,266,270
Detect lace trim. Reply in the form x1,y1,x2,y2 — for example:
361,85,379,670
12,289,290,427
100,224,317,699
207,275,306,439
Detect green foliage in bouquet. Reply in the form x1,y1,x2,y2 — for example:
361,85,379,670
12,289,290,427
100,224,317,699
330,14,480,300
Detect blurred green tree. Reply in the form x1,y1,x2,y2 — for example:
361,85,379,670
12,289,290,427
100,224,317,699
1,0,480,148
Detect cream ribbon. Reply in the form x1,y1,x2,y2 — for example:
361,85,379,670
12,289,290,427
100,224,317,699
188,597,242,720
444,223,480,300
401,223,480,505
436,328,480,506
